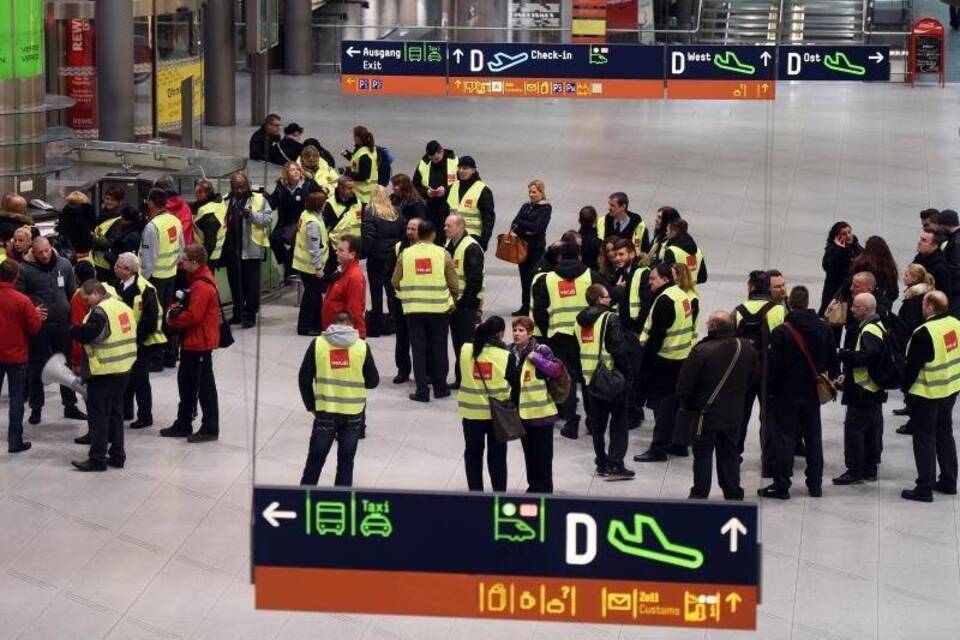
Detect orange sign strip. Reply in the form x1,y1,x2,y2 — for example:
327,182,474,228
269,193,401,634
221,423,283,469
447,77,663,99
255,567,757,630
666,80,776,101
340,75,448,96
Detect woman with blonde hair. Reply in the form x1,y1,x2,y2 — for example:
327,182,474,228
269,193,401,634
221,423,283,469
510,179,552,316
269,161,321,284
361,185,403,336
298,144,338,195
55,190,96,262
671,261,701,338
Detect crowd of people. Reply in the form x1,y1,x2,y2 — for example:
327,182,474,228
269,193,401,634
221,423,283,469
0,118,958,506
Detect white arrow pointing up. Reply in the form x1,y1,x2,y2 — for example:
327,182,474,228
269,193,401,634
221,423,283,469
720,517,748,553
263,501,297,528
453,48,464,63
870,52,885,64
346,46,360,58
760,51,772,66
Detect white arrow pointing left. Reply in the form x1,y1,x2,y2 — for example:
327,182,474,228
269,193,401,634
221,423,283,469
346,46,361,58
720,517,747,553
263,501,297,528
870,52,885,64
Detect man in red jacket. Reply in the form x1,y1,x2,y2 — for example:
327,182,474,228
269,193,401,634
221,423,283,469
0,260,45,452
161,245,221,443
321,235,367,338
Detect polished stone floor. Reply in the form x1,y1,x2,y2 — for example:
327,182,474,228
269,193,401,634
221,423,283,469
3,75,960,639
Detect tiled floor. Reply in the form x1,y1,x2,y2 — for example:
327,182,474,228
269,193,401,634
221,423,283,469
4,76,960,639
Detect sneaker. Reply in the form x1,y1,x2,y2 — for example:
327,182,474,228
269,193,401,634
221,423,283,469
901,489,933,503
757,485,790,500
605,463,636,481
832,471,863,486
64,405,87,421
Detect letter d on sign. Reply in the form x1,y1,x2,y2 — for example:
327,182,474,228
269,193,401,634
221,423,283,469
788,52,801,76
470,50,484,73
565,513,597,565
671,52,685,75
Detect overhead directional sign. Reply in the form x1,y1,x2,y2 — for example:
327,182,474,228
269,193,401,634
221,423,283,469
340,40,447,96
254,486,760,630
447,43,665,99
777,45,890,81
666,45,776,100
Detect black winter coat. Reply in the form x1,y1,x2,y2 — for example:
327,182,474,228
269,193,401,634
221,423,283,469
361,210,404,261
510,202,552,256
270,179,321,229
819,239,862,314
768,309,839,408
56,203,97,253
676,329,759,431
914,249,952,300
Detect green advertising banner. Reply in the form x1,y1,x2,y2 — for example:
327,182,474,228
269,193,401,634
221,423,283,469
0,0,12,80
12,0,44,78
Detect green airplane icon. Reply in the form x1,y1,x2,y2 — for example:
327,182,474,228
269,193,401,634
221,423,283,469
607,514,705,569
824,52,866,76
713,52,756,75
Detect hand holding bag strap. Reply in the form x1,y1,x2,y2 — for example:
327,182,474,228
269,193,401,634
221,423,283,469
782,322,821,381
704,339,743,412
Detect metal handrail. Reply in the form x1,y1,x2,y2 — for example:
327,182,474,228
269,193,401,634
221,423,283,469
862,0,912,37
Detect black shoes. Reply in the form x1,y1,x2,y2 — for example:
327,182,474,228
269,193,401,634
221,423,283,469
228,316,242,326
892,407,910,417
511,308,529,317
107,457,125,469
668,445,689,457
896,424,912,435
832,471,863,486
241,319,256,329
392,374,409,384
433,387,451,399
8,441,31,454
28,408,41,425
408,392,430,403
147,361,165,373
605,463,636,480
901,489,933,503
72,459,107,472
64,405,87,421
187,432,218,443
160,425,192,438
934,482,957,495
559,422,579,440
448,382,461,390
595,464,608,477
74,433,91,445
130,418,153,429
808,485,822,498
757,485,790,500
634,449,668,463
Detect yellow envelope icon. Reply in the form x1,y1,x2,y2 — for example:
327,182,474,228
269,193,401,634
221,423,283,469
607,593,633,610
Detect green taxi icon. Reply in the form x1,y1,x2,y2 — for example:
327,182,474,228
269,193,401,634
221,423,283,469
360,512,393,538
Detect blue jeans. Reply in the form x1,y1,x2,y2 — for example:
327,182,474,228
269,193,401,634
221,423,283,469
300,411,363,486
2,363,28,449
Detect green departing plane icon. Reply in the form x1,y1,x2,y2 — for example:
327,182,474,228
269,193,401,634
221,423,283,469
607,514,704,569
824,52,866,76
713,52,756,75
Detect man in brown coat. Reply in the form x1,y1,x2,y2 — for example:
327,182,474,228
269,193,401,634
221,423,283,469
678,310,759,500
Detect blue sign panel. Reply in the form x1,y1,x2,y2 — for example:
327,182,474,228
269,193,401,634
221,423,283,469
666,45,776,80
340,40,447,76
777,46,890,81
447,43,665,79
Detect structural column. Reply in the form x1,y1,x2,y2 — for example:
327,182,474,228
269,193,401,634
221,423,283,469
283,0,313,76
95,0,134,141
205,0,237,126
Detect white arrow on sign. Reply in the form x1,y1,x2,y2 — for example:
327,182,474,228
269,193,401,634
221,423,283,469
346,46,361,58
870,52,885,64
760,51,772,67
263,501,297,528
453,48,464,63
720,517,747,553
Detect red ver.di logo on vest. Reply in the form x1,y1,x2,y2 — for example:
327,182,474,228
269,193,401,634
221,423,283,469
330,349,350,369
415,258,433,275
945,330,958,353
166,225,178,242
580,324,595,343
558,280,577,298
118,312,132,334
682,298,692,317
686,254,697,269
473,361,493,380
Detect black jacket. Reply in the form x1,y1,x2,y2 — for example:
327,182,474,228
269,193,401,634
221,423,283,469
270,179,321,229
279,136,303,164
840,317,886,405
297,338,380,413
249,126,284,165
677,328,759,431
446,234,484,309
361,210,404,261
575,305,633,379
117,277,160,345
530,259,607,337
192,195,224,260
17,251,77,326
662,232,708,284
944,229,960,311
601,211,650,252
914,250,951,299
819,239,863,313
579,226,601,271
768,309,839,407
640,283,697,398
101,220,142,269
344,145,374,183
454,175,495,251
413,149,457,196
611,260,652,334
898,286,929,335
391,196,428,223
56,203,96,253
510,202,552,255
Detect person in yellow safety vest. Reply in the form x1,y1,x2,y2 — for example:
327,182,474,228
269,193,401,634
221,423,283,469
293,191,330,336
413,140,458,239
192,180,227,267
269,162,324,285
901,291,960,502
576,284,636,480
833,293,887,486
661,218,707,292
340,125,378,204
444,214,485,389
509,316,563,493
446,156,495,250
634,263,696,463
297,144,340,196
222,173,274,329
140,188,184,370
297,311,379,487
113,252,165,431
643,206,681,267
767,269,788,308
457,316,518,492
610,238,652,430
531,239,605,439
392,219,458,402
322,177,363,273
597,192,650,256
92,186,142,281
69,280,138,472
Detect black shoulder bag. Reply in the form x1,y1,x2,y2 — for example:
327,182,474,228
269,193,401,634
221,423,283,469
673,339,742,446
477,353,525,443
587,313,626,402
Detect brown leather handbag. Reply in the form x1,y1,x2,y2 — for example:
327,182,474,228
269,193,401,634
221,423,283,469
496,233,528,264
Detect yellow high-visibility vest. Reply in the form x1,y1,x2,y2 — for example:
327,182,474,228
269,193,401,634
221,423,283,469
665,244,706,292
627,266,650,323
397,242,452,314
517,356,557,421
853,321,884,393
577,310,613,384
640,285,694,360
734,298,785,333
84,296,138,376
449,234,485,302
447,179,486,239
313,336,368,415
597,215,647,253
298,156,339,195
193,201,227,261
130,274,167,347
908,315,960,399
247,192,271,248
544,270,591,337
417,156,458,188
457,343,510,420
292,210,329,274
147,212,183,279
350,147,379,204
327,196,362,248
92,216,120,269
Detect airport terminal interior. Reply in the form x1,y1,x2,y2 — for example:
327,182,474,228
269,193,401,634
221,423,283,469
4,1,960,639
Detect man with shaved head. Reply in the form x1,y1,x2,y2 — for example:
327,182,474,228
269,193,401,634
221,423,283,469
902,291,960,502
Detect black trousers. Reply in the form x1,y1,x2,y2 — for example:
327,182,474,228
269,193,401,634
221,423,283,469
771,402,824,491
366,255,395,328
2,363,28,448
650,392,679,454
462,418,507,491
392,300,411,377
122,350,152,421
27,322,79,411
225,257,262,322
585,392,627,467
296,271,324,334
176,350,219,434
150,276,179,366
626,338,645,426
450,304,478,386
843,400,883,478
87,373,129,463
300,411,363,486
951,6,959,27
517,246,543,312
406,313,449,395
910,394,958,496
691,429,743,500
269,225,295,277
521,422,554,493
548,334,581,423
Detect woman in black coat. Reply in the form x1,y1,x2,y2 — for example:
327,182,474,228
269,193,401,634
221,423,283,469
510,180,552,316
390,174,428,225
56,192,97,259
818,221,862,315
268,162,321,283
362,185,405,337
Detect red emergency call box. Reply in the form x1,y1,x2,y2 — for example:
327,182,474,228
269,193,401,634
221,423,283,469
909,17,945,87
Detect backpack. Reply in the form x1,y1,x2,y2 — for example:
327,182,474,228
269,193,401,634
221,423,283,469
376,146,393,186
867,319,905,390
734,301,776,351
